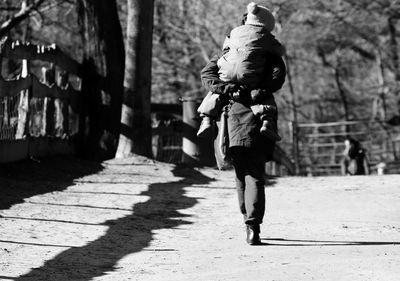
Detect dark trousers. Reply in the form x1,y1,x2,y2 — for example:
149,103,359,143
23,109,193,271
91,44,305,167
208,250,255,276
230,146,265,226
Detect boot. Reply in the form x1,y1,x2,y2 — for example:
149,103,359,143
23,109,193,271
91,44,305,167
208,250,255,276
246,224,261,245
260,105,281,142
260,118,281,142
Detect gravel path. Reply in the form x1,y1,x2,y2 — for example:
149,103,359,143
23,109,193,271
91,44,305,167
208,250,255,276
0,156,399,281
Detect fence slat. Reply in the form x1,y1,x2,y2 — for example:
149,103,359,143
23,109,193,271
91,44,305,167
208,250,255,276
1,39,82,145
297,120,362,128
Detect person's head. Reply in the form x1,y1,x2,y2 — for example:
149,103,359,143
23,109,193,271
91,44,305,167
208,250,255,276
345,137,361,151
344,138,351,149
244,2,275,32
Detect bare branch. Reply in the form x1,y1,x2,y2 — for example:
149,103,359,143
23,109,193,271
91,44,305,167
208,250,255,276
317,2,380,49
0,0,46,38
165,22,210,62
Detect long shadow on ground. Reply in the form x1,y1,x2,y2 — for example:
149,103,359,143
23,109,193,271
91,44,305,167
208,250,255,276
0,157,103,211
14,164,213,281
262,238,400,246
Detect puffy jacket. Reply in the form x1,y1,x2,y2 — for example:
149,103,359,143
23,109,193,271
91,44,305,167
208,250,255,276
217,25,285,88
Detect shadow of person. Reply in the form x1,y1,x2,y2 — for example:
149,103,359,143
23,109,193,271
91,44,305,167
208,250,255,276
262,238,400,246
15,164,213,281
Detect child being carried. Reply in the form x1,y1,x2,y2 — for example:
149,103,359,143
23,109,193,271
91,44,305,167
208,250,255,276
197,2,285,141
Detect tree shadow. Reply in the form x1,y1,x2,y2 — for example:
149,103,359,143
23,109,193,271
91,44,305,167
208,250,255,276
262,238,400,246
14,164,213,281
0,156,103,211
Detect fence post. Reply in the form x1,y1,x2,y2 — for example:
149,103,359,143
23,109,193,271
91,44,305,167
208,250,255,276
58,71,69,137
290,121,300,175
182,98,200,164
15,59,30,139
42,66,55,136
181,98,215,166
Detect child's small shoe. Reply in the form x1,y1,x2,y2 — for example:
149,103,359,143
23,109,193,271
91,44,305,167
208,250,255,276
197,117,212,138
260,119,281,142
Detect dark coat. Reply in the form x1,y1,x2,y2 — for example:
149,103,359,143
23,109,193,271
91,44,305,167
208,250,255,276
343,140,370,175
200,52,286,161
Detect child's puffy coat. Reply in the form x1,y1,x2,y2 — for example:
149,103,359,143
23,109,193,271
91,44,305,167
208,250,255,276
217,24,285,89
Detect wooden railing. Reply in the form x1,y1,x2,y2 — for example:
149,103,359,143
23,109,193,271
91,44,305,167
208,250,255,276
0,37,81,162
295,120,400,176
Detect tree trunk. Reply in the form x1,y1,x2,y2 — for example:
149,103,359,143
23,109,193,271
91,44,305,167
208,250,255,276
388,16,400,114
388,16,400,83
77,0,125,160
15,0,30,139
283,54,300,175
333,65,352,136
334,67,350,121
116,0,154,158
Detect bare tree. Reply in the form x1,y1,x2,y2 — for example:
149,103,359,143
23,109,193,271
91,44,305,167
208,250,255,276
77,0,125,160
0,0,45,37
116,0,154,158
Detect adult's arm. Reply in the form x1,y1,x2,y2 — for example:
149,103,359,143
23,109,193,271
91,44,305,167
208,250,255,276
201,52,286,102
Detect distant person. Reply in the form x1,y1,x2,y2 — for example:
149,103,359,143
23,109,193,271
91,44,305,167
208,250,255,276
200,4,286,245
197,2,284,142
341,137,369,175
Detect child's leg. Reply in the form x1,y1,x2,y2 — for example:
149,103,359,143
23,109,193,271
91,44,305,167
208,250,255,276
262,92,277,108
264,94,280,140
197,91,221,117
197,92,222,138
260,109,281,142
251,94,281,142
250,93,278,117
197,114,213,137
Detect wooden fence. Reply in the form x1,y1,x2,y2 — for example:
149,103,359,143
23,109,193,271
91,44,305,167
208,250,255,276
152,118,182,163
0,37,81,162
295,120,400,176
0,37,188,165
0,38,186,164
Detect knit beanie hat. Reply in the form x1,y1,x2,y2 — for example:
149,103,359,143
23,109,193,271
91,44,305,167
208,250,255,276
245,2,275,32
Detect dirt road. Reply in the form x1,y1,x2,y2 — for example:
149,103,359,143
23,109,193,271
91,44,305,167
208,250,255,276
0,156,399,281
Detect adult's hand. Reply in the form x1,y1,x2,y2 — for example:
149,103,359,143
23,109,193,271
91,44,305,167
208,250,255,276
223,83,240,96
230,85,250,101
250,89,270,103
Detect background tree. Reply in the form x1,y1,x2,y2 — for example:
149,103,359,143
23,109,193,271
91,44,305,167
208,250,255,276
76,0,125,160
0,0,45,38
116,0,154,158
